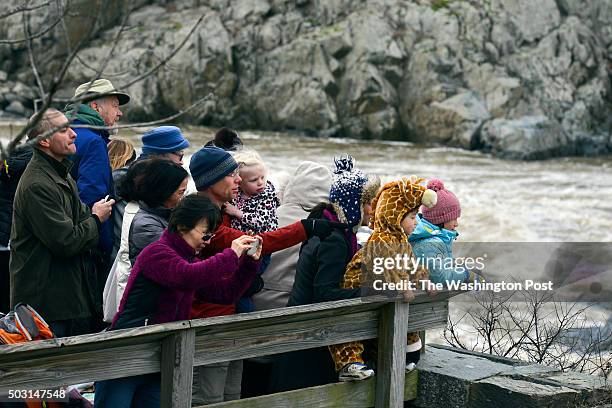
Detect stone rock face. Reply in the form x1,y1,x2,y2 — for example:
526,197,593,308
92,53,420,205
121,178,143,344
1,0,610,159
5,100,25,116
481,116,571,160
0,72,35,118
417,345,610,408
425,92,490,149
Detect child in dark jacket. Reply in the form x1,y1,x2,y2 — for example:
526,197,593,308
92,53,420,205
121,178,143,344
270,156,380,393
94,195,261,408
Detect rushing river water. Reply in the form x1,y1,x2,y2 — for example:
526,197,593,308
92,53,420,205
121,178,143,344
170,126,612,243
2,123,611,371
3,122,611,243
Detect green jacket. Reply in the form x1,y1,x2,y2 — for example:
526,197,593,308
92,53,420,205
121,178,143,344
10,149,99,321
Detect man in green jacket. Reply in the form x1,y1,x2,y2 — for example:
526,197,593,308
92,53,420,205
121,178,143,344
10,108,115,337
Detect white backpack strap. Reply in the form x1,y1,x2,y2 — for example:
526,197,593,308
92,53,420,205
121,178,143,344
119,201,140,254
103,201,141,323
116,201,140,305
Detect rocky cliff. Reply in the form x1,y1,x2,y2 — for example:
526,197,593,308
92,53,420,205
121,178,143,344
1,0,611,159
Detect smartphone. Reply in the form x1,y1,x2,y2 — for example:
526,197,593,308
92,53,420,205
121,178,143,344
246,238,260,256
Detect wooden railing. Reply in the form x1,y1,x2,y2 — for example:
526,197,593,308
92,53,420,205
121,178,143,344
0,291,455,408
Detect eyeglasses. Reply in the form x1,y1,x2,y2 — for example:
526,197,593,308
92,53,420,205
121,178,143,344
202,232,215,242
227,168,240,178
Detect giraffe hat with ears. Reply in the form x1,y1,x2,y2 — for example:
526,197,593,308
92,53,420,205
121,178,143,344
349,175,438,287
368,175,437,242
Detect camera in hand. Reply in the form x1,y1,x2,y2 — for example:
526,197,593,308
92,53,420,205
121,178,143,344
247,238,260,256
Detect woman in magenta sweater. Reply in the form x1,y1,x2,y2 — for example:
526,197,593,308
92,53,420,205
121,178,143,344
94,194,261,408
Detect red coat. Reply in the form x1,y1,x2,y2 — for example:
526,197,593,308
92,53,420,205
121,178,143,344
190,214,307,318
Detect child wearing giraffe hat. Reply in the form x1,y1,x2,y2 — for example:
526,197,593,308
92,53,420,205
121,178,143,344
329,176,437,381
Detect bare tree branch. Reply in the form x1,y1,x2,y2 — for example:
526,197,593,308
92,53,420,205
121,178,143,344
118,13,206,89
450,291,612,377
0,12,63,44
56,1,135,102
0,0,52,20
4,3,103,155
73,53,133,78
70,92,214,130
1,3,211,163
55,0,72,55
5,92,216,159
23,10,45,99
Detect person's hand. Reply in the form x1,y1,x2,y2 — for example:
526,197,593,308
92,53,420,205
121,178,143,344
230,235,257,257
425,281,437,296
247,236,263,260
92,197,115,222
300,219,348,240
402,288,415,303
224,203,242,219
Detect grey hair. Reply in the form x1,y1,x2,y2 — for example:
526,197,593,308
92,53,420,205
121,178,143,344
27,108,63,141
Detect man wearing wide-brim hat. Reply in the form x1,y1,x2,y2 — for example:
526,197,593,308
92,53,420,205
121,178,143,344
65,78,130,330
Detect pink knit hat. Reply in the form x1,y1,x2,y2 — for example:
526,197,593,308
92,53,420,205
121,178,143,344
421,179,461,225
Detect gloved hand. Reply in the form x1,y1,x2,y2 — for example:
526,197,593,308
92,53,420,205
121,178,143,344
301,219,349,240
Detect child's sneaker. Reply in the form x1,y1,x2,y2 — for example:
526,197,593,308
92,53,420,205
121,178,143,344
338,362,375,382
405,362,416,372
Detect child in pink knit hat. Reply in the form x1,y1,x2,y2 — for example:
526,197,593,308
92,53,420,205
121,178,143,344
409,179,482,284
420,179,461,230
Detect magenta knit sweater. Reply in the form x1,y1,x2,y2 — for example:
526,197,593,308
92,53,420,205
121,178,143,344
112,229,258,329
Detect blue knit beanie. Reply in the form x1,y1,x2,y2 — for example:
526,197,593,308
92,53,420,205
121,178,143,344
141,126,190,154
189,146,238,190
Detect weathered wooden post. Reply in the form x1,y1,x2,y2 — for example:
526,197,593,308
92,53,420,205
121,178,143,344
375,301,409,408
160,329,196,408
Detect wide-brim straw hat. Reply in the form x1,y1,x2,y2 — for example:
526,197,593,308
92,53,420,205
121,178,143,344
74,79,131,105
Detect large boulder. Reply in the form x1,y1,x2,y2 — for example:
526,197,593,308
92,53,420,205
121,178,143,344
246,37,338,133
480,116,572,160
489,0,561,55
427,92,491,149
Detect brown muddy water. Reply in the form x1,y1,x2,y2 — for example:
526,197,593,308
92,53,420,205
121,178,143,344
3,122,611,242
2,123,611,371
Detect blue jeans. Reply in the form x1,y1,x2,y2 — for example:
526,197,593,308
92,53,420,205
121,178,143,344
236,255,271,314
94,374,160,408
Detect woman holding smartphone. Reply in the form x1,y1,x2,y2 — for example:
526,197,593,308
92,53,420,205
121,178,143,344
94,194,261,407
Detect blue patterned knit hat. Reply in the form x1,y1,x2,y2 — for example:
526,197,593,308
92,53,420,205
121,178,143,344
329,155,380,231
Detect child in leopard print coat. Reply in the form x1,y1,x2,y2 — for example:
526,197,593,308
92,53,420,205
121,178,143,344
226,150,280,234
225,149,280,312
